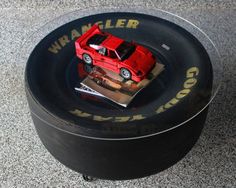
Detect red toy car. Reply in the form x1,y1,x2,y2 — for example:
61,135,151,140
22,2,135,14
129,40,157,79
75,24,156,82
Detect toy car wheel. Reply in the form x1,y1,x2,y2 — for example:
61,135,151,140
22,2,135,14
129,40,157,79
83,64,93,73
120,68,131,80
82,53,93,65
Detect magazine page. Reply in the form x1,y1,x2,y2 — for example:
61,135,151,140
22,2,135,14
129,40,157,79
76,63,164,107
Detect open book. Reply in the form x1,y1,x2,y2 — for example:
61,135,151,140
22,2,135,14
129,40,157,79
75,63,164,107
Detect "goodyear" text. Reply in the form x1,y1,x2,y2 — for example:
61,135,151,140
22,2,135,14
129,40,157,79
156,67,199,113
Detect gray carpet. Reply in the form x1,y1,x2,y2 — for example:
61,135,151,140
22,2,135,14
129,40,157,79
0,1,235,187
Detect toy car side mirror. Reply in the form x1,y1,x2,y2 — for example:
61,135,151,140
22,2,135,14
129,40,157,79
98,51,103,55
98,48,107,56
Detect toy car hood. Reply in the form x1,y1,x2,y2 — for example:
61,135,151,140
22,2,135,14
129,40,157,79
124,45,155,74
102,35,123,50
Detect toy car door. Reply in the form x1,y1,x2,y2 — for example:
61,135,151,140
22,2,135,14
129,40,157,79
98,48,118,71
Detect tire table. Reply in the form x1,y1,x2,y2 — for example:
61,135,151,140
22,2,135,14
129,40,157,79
25,12,215,180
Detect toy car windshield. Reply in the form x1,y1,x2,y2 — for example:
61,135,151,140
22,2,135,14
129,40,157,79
87,34,108,46
116,41,136,61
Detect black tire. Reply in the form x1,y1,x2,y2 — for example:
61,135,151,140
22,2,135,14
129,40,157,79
25,12,213,180
120,68,131,80
82,53,93,65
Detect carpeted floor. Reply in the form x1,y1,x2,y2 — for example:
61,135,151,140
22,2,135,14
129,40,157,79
0,0,235,187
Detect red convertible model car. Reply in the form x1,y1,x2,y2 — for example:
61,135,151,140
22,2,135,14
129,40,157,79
75,24,156,82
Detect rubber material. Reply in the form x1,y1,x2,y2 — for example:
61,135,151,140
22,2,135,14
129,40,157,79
25,12,213,180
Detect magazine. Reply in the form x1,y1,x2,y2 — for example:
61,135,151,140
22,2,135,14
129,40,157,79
75,63,164,107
